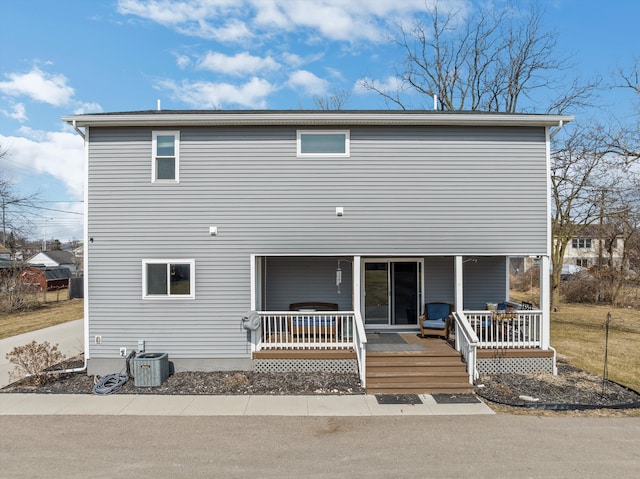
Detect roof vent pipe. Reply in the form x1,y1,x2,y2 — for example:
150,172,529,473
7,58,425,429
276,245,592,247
433,94,438,110
157,99,161,111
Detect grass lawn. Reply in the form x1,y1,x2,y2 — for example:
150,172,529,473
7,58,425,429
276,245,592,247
0,293,84,340
551,303,640,393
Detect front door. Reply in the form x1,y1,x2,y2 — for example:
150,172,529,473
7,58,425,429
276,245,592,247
363,260,422,328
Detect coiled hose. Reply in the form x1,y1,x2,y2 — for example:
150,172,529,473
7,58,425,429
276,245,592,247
92,350,136,395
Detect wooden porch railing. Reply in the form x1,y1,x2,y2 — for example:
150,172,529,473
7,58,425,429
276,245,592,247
452,309,543,383
462,310,543,349
451,311,479,383
255,311,367,387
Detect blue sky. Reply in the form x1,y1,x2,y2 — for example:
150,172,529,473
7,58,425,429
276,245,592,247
1,0,638,243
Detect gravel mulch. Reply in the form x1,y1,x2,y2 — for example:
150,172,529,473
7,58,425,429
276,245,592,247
475,359,640,412
3,357,639,416
0,356,364,395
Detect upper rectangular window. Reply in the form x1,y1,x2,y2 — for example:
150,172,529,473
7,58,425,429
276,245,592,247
572,238,592,249
142,259,194,299
152,131,180,182
297,130,350,157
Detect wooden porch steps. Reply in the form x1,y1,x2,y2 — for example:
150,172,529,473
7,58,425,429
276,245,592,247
366,336,473,394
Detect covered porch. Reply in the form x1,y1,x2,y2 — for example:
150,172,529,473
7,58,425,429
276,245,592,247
249,254,552,390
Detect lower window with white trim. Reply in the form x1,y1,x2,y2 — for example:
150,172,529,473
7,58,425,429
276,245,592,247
142,259,195,299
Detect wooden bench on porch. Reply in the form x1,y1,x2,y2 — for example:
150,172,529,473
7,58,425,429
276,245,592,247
288,302,339,340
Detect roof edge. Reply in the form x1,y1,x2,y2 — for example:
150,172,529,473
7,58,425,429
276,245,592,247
63,110,574,128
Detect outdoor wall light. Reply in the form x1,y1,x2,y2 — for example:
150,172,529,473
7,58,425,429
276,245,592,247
336,207,344,217
209,226,218,236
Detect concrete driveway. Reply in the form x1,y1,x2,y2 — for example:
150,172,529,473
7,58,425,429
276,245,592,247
0,319,84,388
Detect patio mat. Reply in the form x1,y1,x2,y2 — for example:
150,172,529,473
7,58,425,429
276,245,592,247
431,394,481,404
376,394,423,405
366,333,426,352
366,333,407,344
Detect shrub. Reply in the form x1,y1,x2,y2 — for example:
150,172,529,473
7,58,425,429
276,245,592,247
511,266,540,292
5,340,67,385
561,272,598,303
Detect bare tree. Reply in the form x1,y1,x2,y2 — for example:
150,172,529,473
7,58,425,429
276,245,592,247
550,127,632,309
313,89,351,110
359,2,597,113
1,144,41,247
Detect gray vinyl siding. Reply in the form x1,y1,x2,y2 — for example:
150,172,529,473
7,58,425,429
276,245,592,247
264,257,353,311
463,257,508,310
86,124,546,359
423,256,507,310
424,257,456,305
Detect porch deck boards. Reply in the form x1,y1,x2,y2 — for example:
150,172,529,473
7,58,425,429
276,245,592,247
253,349,356,360
366,334,474,394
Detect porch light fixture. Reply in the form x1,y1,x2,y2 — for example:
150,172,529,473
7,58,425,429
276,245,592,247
336,207,344,217
336,260,343,294
209,226,218,236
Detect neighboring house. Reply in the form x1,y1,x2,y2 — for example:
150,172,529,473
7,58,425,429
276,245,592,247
19,266,72,291
28,250,77,273
64,110,573,390
564,225,626,270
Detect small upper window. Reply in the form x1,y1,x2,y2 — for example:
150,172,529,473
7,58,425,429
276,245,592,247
297,130,349,157
572,238,592,249
152,131,180,182
143,259,195,299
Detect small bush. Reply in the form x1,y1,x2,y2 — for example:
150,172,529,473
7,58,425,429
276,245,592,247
5,340,67,385
218,372,250,391
511,266,540,292
561,272,598,303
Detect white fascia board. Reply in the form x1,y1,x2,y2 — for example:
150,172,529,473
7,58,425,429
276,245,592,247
62,111,574,128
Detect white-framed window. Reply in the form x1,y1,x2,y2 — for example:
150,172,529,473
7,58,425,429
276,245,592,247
576,258,589,268
297,130,350,157
142,259,195,299
572,238,592,249
152,131,180,182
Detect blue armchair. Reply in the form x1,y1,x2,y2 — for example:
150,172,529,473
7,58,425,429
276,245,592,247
419,302,453,339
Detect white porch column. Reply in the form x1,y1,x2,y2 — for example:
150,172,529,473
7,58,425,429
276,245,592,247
353,256,361,313
454,256,464,312
540,255,551,349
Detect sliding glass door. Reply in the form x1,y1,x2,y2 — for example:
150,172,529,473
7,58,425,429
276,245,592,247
363,259,422,328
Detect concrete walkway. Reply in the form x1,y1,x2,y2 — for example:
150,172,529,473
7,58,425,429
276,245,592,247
0,392,495,416
0,319,84,388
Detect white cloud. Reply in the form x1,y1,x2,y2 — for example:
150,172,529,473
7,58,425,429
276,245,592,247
287,70,328,96
355,75,404,95
73,102,104,115
116,0,444,43
0,67,75,106
2,103,27,122
0,130,85,198
175,54,191,69
198,51,280,75
179,18,254,43
157,77,277,108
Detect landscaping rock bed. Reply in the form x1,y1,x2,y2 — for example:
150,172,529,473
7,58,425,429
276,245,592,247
1,356,364,395
2,357,639,415
475,359,640,410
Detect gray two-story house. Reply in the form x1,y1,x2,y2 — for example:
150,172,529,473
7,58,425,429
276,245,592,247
64,110,572,392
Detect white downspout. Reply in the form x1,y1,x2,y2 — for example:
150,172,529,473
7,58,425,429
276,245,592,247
549,120,564,139
71,120,86,140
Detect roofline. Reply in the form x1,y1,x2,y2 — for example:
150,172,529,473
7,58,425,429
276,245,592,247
63,110,574,128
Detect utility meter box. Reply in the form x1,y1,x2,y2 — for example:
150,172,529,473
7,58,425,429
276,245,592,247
133,352,169,387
